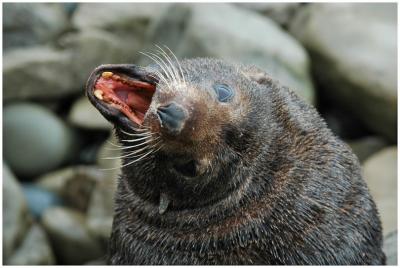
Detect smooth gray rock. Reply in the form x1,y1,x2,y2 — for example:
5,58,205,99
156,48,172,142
41,207,105,264
236,3,301,27
347,136,388,163
36,166,104,212
68,96,112,130
4,46,76,100
3,163,32,261
363,147,397,236
72,3,169,33
7,224,56,265
290,3,397,141
87,133,121,240
22,184,63,219
4,103,77,178
383,230,397,265
146,3,315,104
60,29,141,87
3,3,68,50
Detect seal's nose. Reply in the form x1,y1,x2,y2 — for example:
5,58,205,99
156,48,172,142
157,102,187,135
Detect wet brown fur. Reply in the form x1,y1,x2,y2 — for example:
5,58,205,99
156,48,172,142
92,58,385,265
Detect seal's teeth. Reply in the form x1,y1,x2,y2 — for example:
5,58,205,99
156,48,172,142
94,89,104,100
101,71,113,78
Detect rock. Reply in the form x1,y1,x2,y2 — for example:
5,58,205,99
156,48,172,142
72,3,169,33
290,3,397,141
347,136,388,163
22,184,63,219
7,224,56,265
35,167,76,195
36,166,104,212
236,3,301,28
60,30,141,87
146,3,315,104
41,207,105,264
3,163,32,261
4,103,77,178
96,131,122,170
68,96,112,130
363,147,397,236
87,132,121,241
86,174,118,241
4,46,77,100
3,3,68,50
383,230,397,265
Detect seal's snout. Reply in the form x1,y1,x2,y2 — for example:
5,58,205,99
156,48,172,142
157,102,187,135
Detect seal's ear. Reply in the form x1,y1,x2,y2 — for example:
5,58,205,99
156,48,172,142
240,65,274,86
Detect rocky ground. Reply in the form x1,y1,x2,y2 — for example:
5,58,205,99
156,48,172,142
3,3,397,265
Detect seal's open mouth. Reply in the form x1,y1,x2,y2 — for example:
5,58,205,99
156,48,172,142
86,64,157,126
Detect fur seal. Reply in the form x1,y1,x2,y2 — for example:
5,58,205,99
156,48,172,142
86,52,385,264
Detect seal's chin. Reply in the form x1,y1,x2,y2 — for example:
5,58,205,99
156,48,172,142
86,64,158,129
172,159,197,177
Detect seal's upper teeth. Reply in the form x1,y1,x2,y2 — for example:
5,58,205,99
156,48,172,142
101,71,113,78
94,89,104,100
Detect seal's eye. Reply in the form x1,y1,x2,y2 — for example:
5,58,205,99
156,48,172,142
213,84,234,102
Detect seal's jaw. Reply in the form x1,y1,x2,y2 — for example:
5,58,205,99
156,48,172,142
86,64,157,129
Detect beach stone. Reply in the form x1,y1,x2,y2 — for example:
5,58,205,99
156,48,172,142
4,103,77,178
383,230,397,265
7,224,56,265
4,46,77,100
3,3,68,50
72,3,170,34
22,184,63,219
3,163,32,260
36,166,104,212
363,147,397,236
41,207,105,264
146,3,315,104
236,3,301,27
290,3,397,141
347,136,388,163
60,29,141,87
68,96,112,130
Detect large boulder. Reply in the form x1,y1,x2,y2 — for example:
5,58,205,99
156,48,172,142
290,3,397,141
36,166,104,212
363,147,397,236
68,96,112,130
86,133,121,241
146,3,315,104
4,103,77,178
3,3,68,50
236,3,301,28
4,46,77,100
6,224,56,265
347,136,388,164
72,3,170,33
60,30,142,87
22,184,63,219
3,164,32,261
383,231,397,265
41,207,105,264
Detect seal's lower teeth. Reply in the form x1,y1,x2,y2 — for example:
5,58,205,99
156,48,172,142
94,89,104,100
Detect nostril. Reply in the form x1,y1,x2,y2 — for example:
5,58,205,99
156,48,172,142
156,103,187,134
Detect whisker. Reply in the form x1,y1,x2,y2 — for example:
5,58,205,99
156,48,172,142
119,129,153,137
146,51,178,87
155,45,182,86
163,45,187,86
102,144,151,159
121,135,153,143
139,51,173,86
99,143,163,171
121,143,163,167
